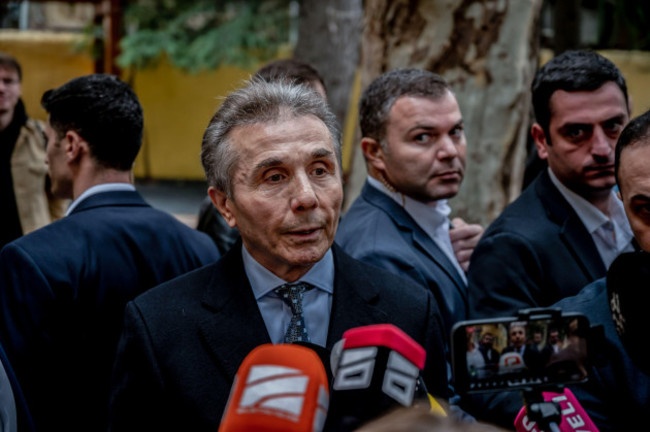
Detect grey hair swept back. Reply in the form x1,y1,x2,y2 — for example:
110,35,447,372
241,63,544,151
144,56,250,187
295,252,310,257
201,78,341,198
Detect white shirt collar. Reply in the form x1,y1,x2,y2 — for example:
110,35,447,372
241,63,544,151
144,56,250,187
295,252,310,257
66,183,136,216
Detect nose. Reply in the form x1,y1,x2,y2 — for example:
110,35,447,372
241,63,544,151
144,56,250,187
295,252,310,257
591,127,614,161
290,172,318,212
437,135,459,160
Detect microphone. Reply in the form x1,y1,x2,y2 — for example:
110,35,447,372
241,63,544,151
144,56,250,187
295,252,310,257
514,388,599,432
606,251,650,375
326,324,434,430
219,344,329,432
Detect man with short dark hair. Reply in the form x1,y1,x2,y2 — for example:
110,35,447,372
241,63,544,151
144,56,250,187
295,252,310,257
109,78,451,431
0,52,65,249
336,68,483,341
0,74,219,432
468,50,635,319
553,108,650,431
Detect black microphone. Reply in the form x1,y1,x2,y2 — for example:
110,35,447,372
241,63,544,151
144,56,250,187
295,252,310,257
325,324,434,431
606,251,650,375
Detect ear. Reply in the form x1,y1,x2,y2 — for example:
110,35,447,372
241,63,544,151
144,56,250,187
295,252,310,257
531,123,549,160
208,186,237,228
361,137,386,171
64,130,86,165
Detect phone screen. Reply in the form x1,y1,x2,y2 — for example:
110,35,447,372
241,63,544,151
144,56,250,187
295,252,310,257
451,313,590,394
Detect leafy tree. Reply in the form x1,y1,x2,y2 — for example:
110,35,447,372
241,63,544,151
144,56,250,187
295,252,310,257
118,0,293,72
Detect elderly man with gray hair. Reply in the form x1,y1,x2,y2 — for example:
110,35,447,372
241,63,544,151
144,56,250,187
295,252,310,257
109,78,451,431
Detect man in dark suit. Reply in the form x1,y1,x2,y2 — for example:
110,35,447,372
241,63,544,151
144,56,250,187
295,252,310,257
336,69,483,342
109,79,451,431
0,74,219,432
553,109,650,432
468,50,635,319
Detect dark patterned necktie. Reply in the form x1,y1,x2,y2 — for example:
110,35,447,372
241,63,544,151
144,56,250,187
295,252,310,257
274,282,314,343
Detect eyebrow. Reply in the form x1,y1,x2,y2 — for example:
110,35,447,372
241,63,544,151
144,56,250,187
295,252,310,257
559,114,627,129
253,148,335,172
407,119,463,134
629,194,650,203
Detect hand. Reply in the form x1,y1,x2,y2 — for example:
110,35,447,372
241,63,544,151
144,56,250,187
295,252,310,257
449,217,484,272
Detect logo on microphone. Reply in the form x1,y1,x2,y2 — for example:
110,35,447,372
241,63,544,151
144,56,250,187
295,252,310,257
237,364,327,423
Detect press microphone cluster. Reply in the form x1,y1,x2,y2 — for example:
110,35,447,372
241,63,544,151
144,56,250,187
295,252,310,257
219,324,440,431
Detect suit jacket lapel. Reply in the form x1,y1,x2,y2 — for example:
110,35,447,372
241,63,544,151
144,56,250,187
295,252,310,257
536,171,606,279
198,245,271,379
361,183,467,297
326,245,389,348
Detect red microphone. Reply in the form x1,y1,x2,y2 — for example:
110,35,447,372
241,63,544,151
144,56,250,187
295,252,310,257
514,388,599,432
219,344,329,432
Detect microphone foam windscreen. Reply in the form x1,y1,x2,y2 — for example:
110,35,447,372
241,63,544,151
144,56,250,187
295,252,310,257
219,344,329,432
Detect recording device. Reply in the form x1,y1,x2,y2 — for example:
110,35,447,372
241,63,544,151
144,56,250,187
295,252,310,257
219,344,329,432
451,309,591,394
606,251,650,376
326,324,434,431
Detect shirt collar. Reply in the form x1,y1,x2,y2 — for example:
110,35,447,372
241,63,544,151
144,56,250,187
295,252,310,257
548,168,633,250
66,183,136,216
242,245,335,300
548,168,614,233
367,176,451,232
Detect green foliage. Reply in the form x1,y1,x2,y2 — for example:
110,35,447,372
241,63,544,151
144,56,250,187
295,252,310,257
118,0,293,72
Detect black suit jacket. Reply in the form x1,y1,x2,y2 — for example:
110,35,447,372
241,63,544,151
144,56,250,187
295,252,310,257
109,243,450,431
467,170,606,319
0,191,219,432
336,181,467,342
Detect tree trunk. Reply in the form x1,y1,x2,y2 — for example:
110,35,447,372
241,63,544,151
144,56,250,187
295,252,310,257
348,0,543,226
294,0,362,131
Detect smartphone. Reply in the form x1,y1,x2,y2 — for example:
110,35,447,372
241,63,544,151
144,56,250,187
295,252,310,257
451,311,591,394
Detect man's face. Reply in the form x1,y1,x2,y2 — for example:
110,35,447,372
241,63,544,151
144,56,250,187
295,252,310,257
509,326,526,348
215,114,343,281
548,331,560,345
536,81,629,200
0,67,21,115
377,92,466,203
618,142,650,251
45,120,73,199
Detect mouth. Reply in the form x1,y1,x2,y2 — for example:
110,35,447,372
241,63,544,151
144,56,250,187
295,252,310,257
434,170,462,181
585,164,614,176
286,226,323,239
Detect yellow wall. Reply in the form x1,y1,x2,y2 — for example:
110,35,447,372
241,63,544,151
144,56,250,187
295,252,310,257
4,31,650,181
129,60,252,179
0,30,94,120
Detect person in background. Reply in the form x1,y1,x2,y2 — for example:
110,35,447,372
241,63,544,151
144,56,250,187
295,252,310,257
468,50,634,320
0,52,65,249
0,74,219,432
336,68,483,343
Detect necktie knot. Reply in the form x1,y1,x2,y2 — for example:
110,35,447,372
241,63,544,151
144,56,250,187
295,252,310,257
274,282,314,343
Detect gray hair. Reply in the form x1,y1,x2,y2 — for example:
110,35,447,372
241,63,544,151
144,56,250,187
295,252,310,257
360,68,451,146
201,78,341,198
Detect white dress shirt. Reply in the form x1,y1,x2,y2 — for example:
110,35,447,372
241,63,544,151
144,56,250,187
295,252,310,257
367,176,467,284
548,168,634,268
